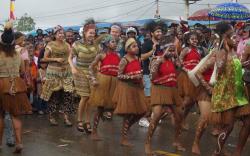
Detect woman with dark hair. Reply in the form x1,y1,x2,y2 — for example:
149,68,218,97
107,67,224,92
145,36,185,155
113,38,146,147
15,32,33,93
69,19,99,133
209,22,250,156
88,35,120,140
41,25,74,126
178,31,202,130
0,22,32,153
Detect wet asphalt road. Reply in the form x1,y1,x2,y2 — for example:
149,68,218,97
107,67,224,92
1,112,250,156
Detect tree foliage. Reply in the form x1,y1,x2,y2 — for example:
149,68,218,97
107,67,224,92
16,13,36,32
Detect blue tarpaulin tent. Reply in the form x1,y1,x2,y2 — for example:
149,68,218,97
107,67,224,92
27,18,178,36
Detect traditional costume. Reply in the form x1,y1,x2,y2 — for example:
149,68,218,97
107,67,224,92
41,26,74,115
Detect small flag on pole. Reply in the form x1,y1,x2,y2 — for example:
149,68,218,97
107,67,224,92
10,0,15,20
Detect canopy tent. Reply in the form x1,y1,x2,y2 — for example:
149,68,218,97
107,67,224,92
27,18,178,36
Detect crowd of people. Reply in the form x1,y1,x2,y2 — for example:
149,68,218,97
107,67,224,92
0,18,250,156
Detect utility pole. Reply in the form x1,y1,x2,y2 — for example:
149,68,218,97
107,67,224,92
184,0,201,19
154,0,160,19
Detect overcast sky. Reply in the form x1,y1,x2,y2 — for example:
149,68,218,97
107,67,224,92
0,0,250,28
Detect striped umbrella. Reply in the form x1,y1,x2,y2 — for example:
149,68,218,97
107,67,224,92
209,2,250,20
188,9,219,21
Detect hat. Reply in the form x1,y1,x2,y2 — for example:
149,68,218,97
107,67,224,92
0,22,15,46
125,38,136,51
53,25,63,34
126,27,137,36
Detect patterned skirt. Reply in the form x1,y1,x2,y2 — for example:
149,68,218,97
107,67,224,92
73,69,91,97
113,80,146,115
89,73,117,108
41,77,74,101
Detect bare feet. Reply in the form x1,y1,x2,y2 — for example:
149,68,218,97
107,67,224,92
13,144,23,154
212,150,232,156
91,132,103,141
173,142,186,152
181,122,189,131
192,142,201,155
145,143,152,155
120,137,133,147
211,128,220,136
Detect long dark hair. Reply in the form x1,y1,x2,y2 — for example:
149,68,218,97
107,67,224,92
215,21,233,50
0,43,16,57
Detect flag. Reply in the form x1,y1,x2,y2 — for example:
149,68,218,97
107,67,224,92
9,0,15,20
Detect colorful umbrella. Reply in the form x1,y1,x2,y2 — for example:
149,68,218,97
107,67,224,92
188,9,219,21
209,2,250,20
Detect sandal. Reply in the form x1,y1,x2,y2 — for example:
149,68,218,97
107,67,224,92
76,121,85,132
104,112,112,120
13,144,23,154
64,119,73,127
83,122,92,134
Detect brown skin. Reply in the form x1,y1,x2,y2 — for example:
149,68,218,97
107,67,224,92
145,46,185,155
233,31,250,156
212,27,241,156
90,39,118,141
65,31,75,45
179,34,199,131
120,42,143,147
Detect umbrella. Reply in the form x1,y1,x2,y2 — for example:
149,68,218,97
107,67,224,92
188,9,219,21
209,2,250,20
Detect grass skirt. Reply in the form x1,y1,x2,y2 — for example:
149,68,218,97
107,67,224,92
89,73,117,108
177,71,198,99
151,84,182,106
113,80,146,115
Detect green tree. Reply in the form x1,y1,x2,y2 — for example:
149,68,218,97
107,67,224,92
16,13,36,32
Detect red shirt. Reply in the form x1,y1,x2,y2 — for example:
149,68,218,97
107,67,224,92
183,48,201,70
124,59,142,84
100,52,120,76
152,60,177,87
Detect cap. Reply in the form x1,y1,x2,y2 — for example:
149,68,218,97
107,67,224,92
126,27,137,36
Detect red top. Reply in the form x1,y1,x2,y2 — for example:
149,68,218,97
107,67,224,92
152,60,177,87
183,48,201,70
100,52,120,76
124,59,142,84
203,67,214,83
